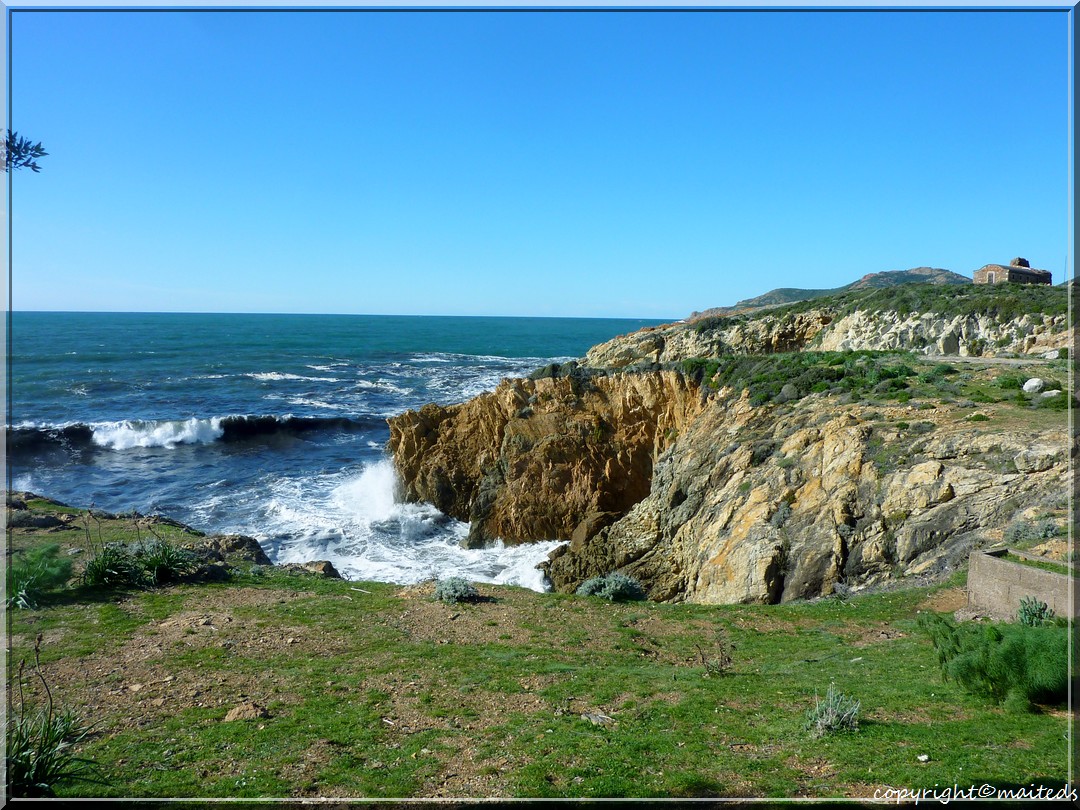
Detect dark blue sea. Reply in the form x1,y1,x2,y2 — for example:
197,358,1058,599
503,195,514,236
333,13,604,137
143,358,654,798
7,312,665,589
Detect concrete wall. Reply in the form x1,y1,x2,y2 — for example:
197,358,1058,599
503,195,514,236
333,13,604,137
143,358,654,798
967,548,1076,620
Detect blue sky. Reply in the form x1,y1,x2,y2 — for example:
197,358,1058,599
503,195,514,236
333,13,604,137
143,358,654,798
7,6,1072,318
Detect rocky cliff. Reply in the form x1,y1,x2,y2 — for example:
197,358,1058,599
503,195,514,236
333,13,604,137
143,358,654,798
542,390,1068,603
388,368,705,549
585,308,1070,370
387,283,1072,605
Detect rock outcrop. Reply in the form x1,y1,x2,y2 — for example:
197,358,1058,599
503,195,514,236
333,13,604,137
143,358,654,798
388,370,705,548
585,309,1071,370
387,284,1072,605
543,391,1068,603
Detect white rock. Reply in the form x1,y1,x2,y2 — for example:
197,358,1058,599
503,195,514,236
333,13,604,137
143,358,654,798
1043,350,1060,360
1040,390,1062,399
1023,378,1045,393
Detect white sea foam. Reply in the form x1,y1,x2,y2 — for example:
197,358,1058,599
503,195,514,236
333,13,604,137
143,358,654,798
246,459,560,591
285,397,347,411
91,417,225,450
246,372,338,383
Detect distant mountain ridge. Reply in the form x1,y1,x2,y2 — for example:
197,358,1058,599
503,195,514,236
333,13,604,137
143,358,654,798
690,266,970,320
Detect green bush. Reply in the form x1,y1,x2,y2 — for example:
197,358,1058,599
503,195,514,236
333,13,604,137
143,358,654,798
134,539,197,586
433,576,479,604
81,545,148,589
7,705,98,797
919,613,1067,711
6,544,73,609
576,572,646,602
1003,520,1038,545
804,686,860,738
1017,596,1055,627
995,374,1023,390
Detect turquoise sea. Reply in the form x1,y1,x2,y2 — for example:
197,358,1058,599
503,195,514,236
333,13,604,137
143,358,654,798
7,311,666,588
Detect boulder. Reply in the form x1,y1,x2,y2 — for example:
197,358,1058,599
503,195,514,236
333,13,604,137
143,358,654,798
1022,378,1045,393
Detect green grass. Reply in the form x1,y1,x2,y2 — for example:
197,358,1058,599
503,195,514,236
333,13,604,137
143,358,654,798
1003,553,1074,578
6,512,1069,799
671,349,1073,414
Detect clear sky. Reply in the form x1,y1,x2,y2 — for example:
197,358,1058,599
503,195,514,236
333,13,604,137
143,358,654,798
6,5,1073,318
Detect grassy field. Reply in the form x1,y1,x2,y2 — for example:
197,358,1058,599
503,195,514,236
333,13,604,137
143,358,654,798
5,505,1071,800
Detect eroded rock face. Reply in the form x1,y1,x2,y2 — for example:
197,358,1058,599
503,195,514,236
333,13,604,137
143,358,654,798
583,309,1071,370
542,391,1068,603
390,365,1068,604
387,370,706,548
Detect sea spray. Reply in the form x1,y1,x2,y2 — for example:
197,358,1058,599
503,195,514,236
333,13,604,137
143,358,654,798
252,459,564,591
10,312,660,592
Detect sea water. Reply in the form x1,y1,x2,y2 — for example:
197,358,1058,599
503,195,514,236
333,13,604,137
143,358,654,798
7,312,664,590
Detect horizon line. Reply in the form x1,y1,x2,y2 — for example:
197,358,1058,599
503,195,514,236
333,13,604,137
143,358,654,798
5,309,682,321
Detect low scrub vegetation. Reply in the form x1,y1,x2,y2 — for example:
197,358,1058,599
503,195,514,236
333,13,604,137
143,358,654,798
6,543,72,609
7,638,103,797
81,540,197,590
433,576,479,604
575,571,645,602
918,613,1067,713
766,282,1069,322
677,348,1073,412
804,686,860,738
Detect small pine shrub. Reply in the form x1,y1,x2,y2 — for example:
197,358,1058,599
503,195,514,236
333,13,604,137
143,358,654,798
919,613,1067,711
6,544,73,609
1017,596,1055,627
804,686,860,738
433,577,479,604
576,572,646,602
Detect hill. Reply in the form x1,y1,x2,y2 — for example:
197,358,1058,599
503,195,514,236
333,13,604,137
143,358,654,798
690,267,971,319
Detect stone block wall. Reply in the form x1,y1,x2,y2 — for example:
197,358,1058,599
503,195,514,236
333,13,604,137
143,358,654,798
967,548,1075,619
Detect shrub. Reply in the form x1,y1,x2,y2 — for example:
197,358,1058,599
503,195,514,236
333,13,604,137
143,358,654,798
6,544,73,609
804,686,860,738
433,576,479,604
1003,520,1037,545
576,572,645,602
1017,596,1055,627
133,539,197,586
995,374,1023,390
919,613,1067,711
7,640,103,797
769,501,792,529
81,545,147,589
696,628,735,677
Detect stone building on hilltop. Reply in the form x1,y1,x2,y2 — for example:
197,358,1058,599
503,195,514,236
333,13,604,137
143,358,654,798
973,257,1052,285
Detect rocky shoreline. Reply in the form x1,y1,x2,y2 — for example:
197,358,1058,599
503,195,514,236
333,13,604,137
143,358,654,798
5,491,345,582
388,291,1072,605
